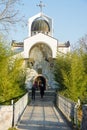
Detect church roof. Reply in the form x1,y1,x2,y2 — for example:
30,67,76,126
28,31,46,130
31,17,50,32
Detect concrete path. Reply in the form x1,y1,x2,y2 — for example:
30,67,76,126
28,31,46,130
17,99,72,130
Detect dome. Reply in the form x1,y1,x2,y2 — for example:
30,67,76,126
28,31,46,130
31,17,50,32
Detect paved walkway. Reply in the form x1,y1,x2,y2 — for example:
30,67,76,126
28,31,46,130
17,99,72,130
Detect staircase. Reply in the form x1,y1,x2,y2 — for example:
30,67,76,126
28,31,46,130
28,89,56,105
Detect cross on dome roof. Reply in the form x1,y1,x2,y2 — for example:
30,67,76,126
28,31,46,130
37,1,45,13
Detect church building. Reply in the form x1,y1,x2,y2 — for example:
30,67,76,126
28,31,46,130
11,1,70,89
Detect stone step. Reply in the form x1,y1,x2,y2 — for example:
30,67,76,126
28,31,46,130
29,90,56,96
29,90,56,104
30,96,56,101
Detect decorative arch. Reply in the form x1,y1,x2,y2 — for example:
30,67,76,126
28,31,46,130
29,42,53,62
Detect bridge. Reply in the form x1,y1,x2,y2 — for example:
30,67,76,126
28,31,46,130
17,90,73,130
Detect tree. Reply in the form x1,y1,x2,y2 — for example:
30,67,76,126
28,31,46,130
69,51,87,101
54,53,71,90
0,39,26,104
0,0,24,32
79,34,87,52
54,50,87,102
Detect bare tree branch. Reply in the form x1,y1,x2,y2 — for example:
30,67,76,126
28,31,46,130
0,0,24,32
79,34,87,52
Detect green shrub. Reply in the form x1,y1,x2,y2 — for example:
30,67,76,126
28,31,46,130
8,127,18,130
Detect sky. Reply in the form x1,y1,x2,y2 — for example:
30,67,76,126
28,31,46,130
9,0,87,46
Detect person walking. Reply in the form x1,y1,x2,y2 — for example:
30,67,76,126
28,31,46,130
32,82,36,100
39,82,44,99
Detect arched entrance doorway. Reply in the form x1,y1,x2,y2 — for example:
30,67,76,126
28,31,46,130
34,75,46,90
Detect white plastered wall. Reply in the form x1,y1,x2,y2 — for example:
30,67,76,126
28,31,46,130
24,33,58,58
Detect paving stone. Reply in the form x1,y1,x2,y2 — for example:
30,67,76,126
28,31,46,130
17,98,72,130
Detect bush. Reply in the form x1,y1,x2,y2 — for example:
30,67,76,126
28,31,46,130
0,42,26,104
8,127,18,130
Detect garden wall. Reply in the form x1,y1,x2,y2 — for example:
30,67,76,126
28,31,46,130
0,105,13,130
0,93,28,130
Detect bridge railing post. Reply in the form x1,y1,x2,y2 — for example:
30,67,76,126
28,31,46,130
74,107,78,128
74,98,80,128
11,99,15,127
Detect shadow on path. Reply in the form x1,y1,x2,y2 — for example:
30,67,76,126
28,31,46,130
17,99,72,130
